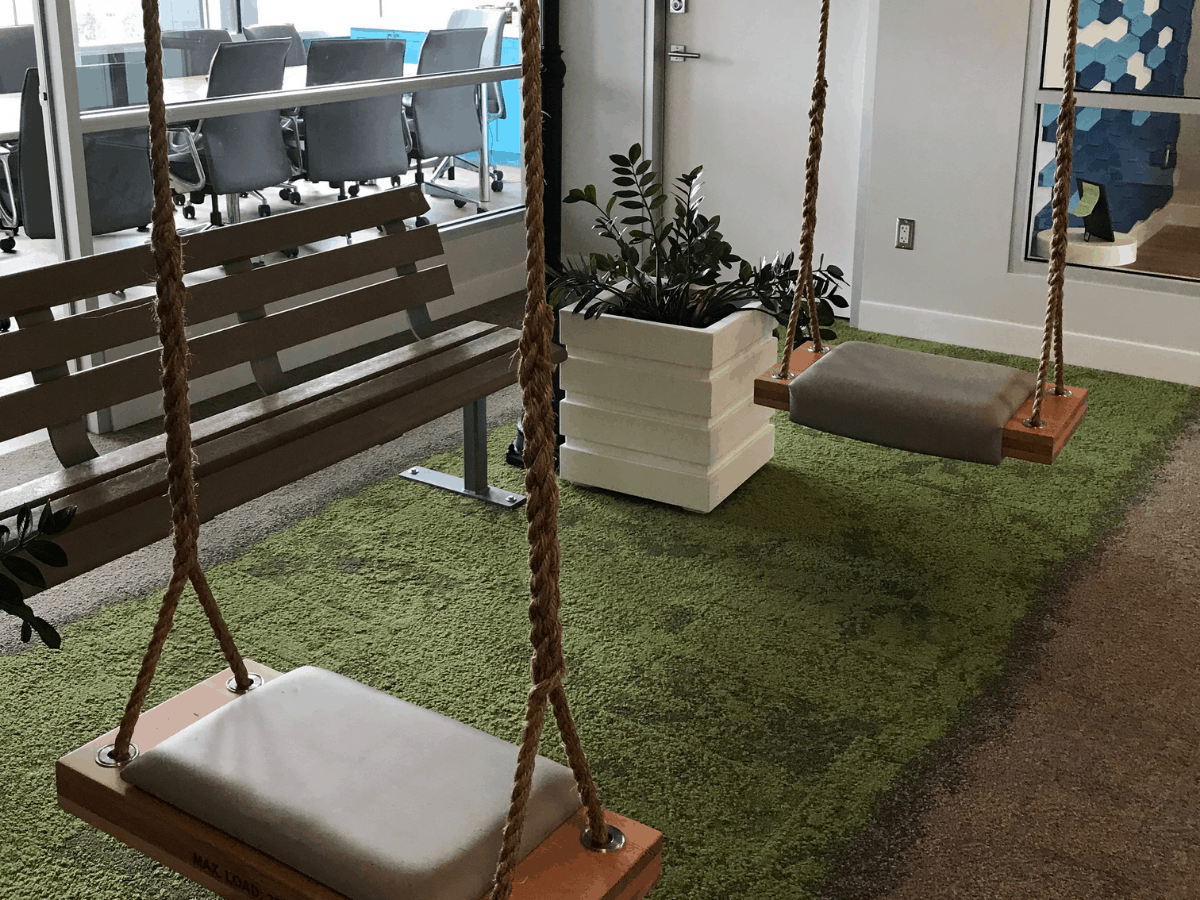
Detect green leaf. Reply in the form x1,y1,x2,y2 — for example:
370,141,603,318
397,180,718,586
613,176,636,187
612,189,639,199
3,556,45,589
25,540,68,567
609,153,630,167
605,196,616,216
826,264,845,279
618,200,642,209
644,182,662,196
38,503,53,534
29,616,61,649
17,506,32,541
584,184,598,204
0,573,23,605
650,194,669,209
819,328,838,341
628,230,650,241
828,293,849,308
635,159,652,175
20,622,31,643
621,216,650,226
688,164,704,179
629,144,641,163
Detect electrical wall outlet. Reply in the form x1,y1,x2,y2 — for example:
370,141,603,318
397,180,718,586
896,218,915,250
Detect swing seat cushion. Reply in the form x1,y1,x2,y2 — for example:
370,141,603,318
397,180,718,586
121,666,583,900
788,341,1037,465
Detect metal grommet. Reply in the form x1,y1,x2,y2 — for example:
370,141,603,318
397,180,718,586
581,824,626,853
1022,417,1046,429
226,672,264,694
96,743,138,768
809,342,833,353
1054,388,1073,398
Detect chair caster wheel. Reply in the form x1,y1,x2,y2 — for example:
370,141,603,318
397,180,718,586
258,204,271,218
391,176,401,187
491,179,503,192
349,184,360,197
1,236,15,253
183,206,196,220
282,247,299,259
454,199,467,208
137,225,149,232
475,207,485,215
289,190,301,204
173,193,185,207
414,216,429,227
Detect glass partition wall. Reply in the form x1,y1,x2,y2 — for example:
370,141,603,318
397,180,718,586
0,0,529,438
0,0,527,273
1022,0,1199,283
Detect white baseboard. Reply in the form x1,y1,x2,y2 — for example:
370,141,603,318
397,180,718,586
856,301,1200,387
104,260,528,433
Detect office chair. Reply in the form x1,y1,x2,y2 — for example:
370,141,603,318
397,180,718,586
302,38,410,212
167,39,292,229
0,27,37,252
10,69,154,247
242,24,307,66
443,8,508,194
244,24,308,204
405,27,489,221
0,26,37,93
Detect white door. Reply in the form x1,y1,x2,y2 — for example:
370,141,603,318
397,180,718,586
660,0,869,278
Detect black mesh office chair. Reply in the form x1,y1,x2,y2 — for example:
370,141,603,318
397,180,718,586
406,27,489,217
0,26,37,252
303,38,410,208
242,24,307,66
167,39,292,228
11,69,153,243
443,8,507,193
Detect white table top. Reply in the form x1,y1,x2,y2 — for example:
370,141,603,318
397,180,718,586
0,64,417,142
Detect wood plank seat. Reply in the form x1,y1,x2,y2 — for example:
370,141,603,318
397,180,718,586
0,186,556,595
754,342,1087,465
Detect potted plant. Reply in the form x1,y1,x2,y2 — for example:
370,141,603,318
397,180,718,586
548,144,848,513
1,500,76,648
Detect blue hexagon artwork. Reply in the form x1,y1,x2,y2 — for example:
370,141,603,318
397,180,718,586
1079,60,1109,89
1035,0,1196,238
1077,107,1104,131
1093,37,1121,64
1097,0,1124,23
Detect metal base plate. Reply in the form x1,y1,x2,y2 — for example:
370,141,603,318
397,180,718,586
400,467,525,509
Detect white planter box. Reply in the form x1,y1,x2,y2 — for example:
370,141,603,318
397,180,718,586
558,307,777,513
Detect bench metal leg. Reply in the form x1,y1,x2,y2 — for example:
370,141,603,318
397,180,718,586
400,398,525,509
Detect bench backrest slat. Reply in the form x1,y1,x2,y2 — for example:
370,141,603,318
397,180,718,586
0,224,445,381
0,187,429,318
0,265,454,443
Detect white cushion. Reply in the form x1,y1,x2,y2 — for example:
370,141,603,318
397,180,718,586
122,666,582,900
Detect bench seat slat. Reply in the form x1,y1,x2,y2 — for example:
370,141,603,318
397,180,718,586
43,327,531,530
0,226,445,381
0,321,505,519
0,266,455,444
39,343,567,590
0,187,430,318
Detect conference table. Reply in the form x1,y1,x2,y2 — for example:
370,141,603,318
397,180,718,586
0,63,421,142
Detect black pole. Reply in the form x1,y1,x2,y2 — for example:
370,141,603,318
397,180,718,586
507,0,566,469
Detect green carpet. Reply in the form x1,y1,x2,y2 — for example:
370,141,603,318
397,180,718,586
2,325,1198,900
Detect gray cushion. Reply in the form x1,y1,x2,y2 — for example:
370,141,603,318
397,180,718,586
122,666,582,900
788,341,1037,465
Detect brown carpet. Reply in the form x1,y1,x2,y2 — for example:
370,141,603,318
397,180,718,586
821,422,1200,900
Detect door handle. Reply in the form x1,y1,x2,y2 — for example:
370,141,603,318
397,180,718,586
668,44,701,61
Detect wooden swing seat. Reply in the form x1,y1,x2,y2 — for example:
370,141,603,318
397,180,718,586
754,342,1088,465
57,661,664,900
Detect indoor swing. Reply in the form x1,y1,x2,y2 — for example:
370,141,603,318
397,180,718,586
54,2,663,899
753,0,1089,467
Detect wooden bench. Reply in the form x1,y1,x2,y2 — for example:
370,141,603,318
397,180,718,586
0,186,562,597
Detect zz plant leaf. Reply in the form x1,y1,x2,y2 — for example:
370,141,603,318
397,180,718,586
0,500,76,648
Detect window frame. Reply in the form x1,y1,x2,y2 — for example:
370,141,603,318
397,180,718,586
1008,0,1200,296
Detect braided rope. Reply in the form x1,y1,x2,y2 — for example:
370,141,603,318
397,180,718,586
488,2,606,897
1027,0,1079,427
113,0,251,762
779,0,831,379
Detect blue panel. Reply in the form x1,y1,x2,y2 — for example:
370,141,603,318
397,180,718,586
1104,55,1128,81
1129,12,1153,35
1078,60,1109,88
1076,106,1104,131
1145,45,1166,68
1093,38,1120,64
1124,0,1144,15
1131,109,1151,125
1097,0,1124,23
1116,32,1142,57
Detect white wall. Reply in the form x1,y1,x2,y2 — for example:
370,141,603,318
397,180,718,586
560,0,869,281
855,0,1200,386
560,0,647,263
